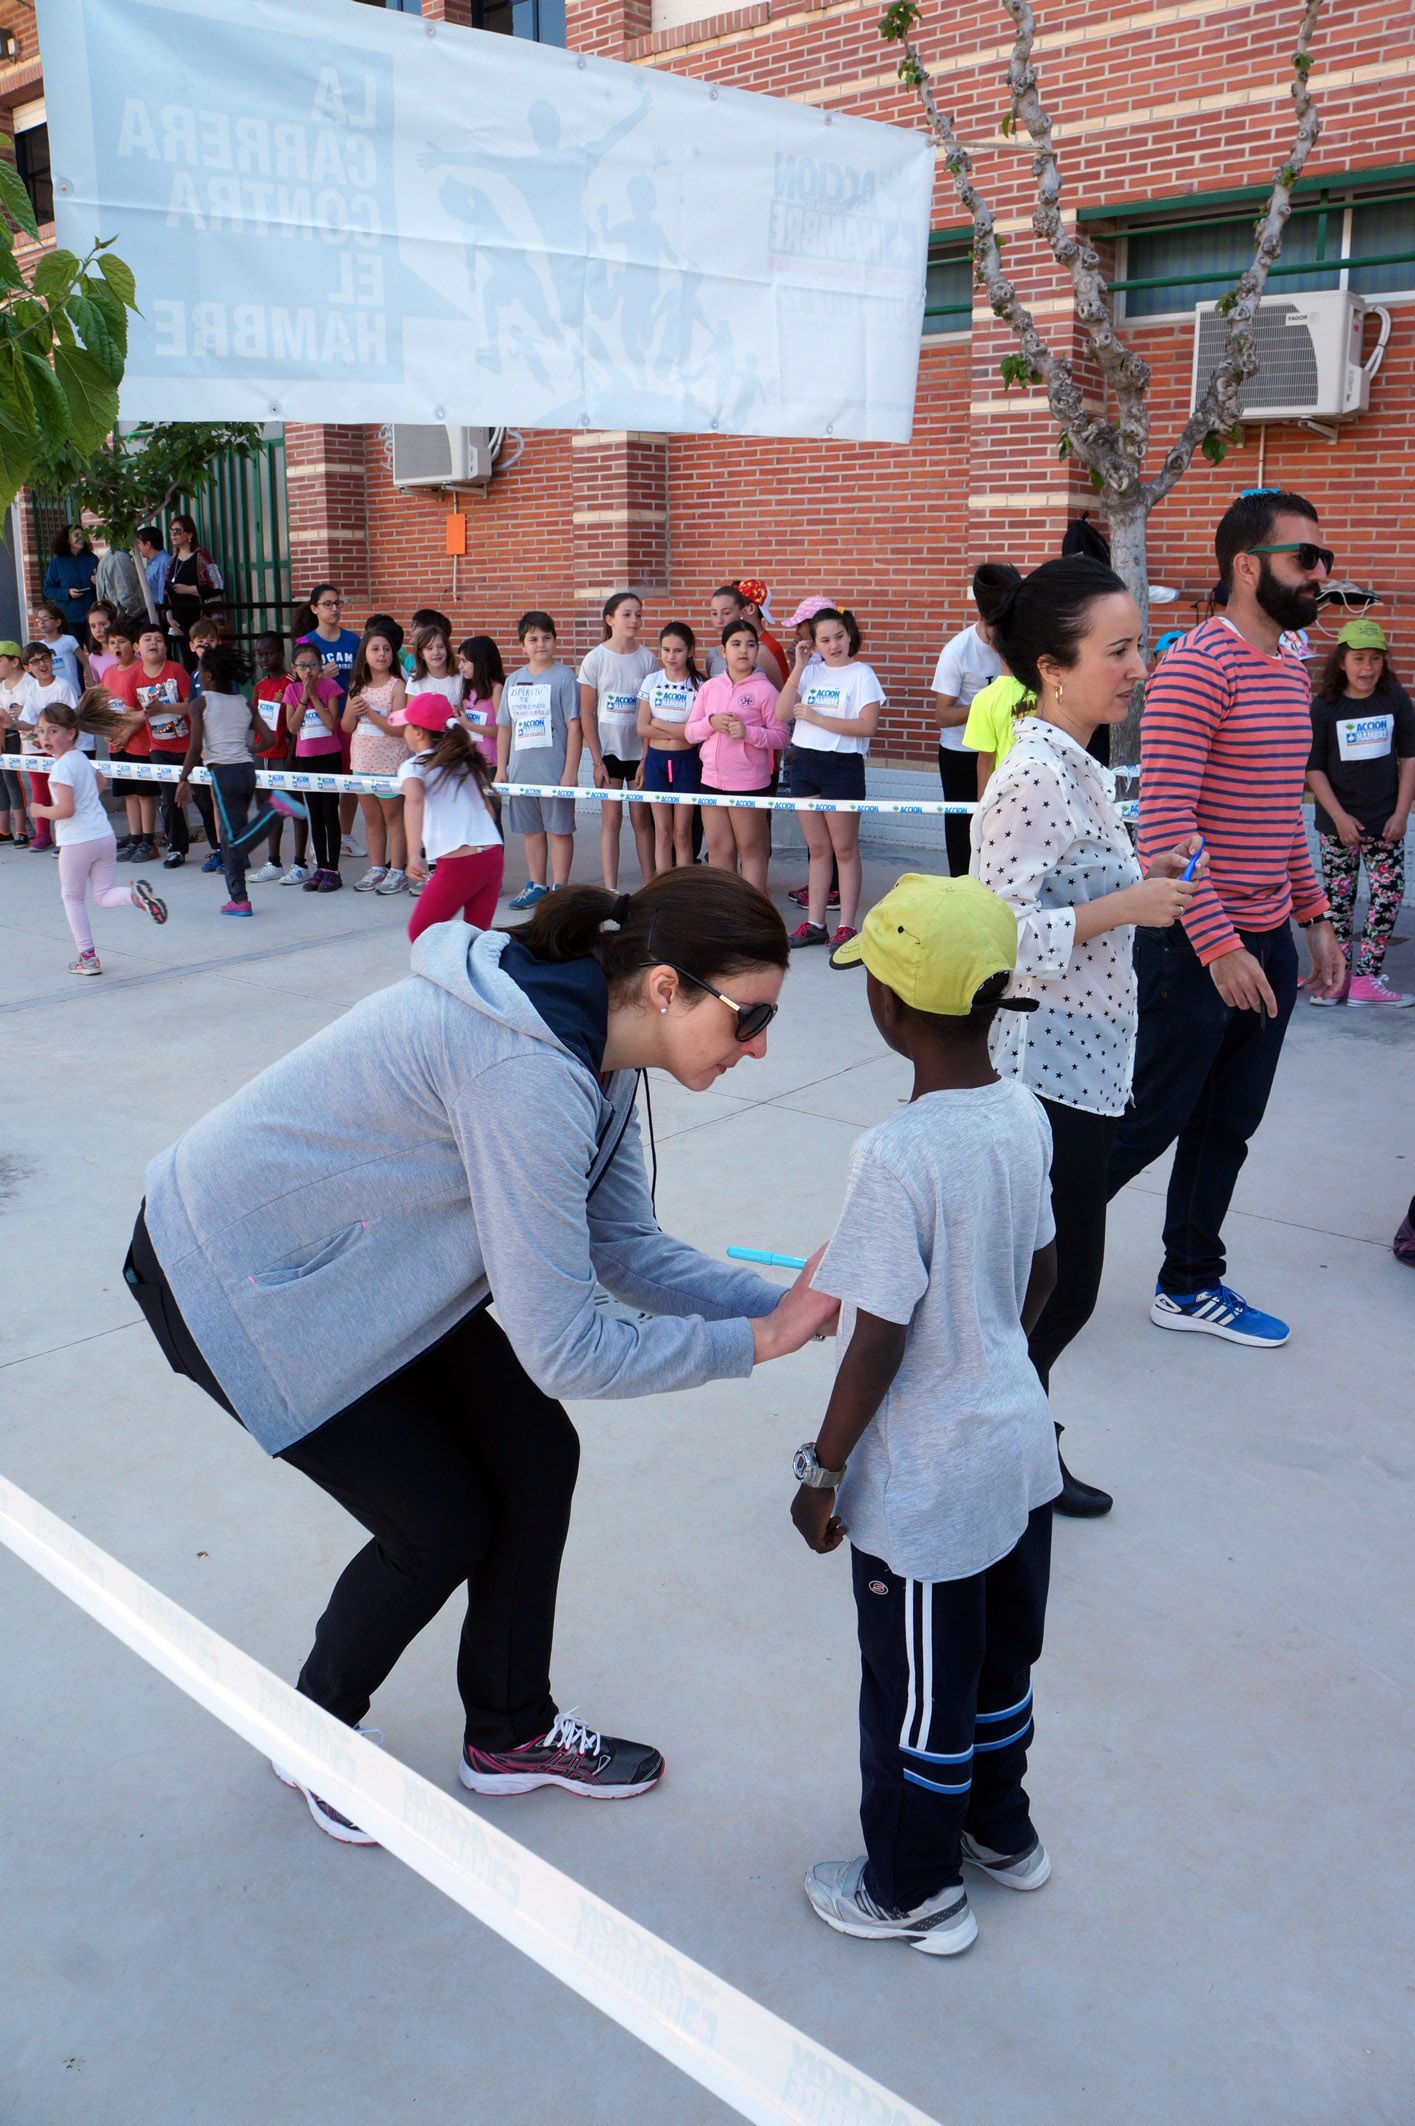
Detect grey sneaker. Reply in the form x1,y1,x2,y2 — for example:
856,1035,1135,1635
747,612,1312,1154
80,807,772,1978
804,1857,977,1955
273,1727,383,1845
353,865,388,893
960,1832,1052,1890
374,867,408,895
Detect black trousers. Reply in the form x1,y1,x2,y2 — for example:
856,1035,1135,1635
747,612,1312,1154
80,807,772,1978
152,750,217,857
852,1506,1052,1912
935,745,975,878
1028,1100,1118,1393
303,790,341,871
207,761,257,902
124,1209,579,1751
1108,923,1298,1293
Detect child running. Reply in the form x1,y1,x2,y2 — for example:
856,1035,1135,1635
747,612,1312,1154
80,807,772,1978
775,606,883,952
30,693,167,975
684,617,787,892
497,609,581,910
792,874,1058,1957
394,695,505,941
1306,619,1415,1008
636,622,703,874
457,634,504,767
578,591,658,890
283,640,345,891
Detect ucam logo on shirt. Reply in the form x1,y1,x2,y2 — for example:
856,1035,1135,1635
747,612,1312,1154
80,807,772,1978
1336,714,1394,762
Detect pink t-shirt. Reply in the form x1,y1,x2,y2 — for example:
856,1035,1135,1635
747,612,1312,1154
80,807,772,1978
283,675,344,757
462,692,499,767
685,673,788,790
90,650,117,684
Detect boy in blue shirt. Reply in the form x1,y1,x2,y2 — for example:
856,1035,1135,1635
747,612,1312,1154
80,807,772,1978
794,877,1059,1955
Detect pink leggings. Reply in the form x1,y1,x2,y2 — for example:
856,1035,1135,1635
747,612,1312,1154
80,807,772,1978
58,835,136,955
406,846,505,943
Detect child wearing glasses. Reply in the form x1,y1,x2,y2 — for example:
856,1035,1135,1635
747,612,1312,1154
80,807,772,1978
792,876,1059,1957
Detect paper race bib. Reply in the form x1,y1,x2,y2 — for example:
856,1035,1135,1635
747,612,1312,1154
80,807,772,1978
257,698,282,731
647,681,693,724
803,685,845,715
1335,713,1394,763
602,691,639,728
301,704,331,740
509,681,553,749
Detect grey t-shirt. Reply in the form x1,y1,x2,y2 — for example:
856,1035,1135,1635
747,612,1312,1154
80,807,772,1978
200,691,255,765
499,663,579,781
813,1079,1059,1582
577,644,658,764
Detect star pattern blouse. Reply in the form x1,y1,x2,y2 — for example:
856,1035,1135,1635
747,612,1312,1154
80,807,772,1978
970,717,1143,1117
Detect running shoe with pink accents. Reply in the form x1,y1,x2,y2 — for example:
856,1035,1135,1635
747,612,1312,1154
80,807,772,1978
459,1708,664,1799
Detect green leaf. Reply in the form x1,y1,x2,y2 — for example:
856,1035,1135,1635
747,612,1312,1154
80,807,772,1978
53,342,116,452
1057,434,1071,460
1088,467,1104,493
0,343,35,440
20,350,72,456
0,242,25,291
879,0,922,42
0,402,34,516
83,272,129,358
98,252,138,311
1201,432,1227,466
32,249,82,302
66,291,123,384
0,158,38,241
1000,112,1015,137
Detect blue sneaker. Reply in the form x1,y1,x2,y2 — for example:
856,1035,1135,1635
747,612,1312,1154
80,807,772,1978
201,852,224,874
1150,1283,1289,1347
509,881,550,911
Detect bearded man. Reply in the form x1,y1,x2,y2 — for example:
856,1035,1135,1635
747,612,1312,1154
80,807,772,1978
1106,491,1345,1350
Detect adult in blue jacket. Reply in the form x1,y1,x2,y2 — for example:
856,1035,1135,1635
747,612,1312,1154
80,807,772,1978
126,871,833,1841
42,524,98,627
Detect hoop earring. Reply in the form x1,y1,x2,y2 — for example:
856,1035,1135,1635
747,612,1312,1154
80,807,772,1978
1055,681,1064,704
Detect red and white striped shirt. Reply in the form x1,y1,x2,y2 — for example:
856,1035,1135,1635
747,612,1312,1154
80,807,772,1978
1137,618,1328,965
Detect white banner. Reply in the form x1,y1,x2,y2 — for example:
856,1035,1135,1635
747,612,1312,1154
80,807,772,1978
38,0,932,442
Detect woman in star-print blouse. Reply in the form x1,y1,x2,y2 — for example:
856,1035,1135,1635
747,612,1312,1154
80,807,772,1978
972,557,1203,1518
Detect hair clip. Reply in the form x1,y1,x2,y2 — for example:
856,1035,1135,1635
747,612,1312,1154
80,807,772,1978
609,892,633,925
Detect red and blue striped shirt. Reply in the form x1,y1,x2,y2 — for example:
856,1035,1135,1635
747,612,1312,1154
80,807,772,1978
1138,619,1328,965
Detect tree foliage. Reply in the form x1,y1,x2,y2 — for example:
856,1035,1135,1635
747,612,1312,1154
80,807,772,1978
0,158,140,517
38,420,265,551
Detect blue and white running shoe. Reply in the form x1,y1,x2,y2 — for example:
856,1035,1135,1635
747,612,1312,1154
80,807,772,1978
508,881,550,910
1150,1282,1289,1347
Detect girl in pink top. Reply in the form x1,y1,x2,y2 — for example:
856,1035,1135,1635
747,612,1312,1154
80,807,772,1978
685,618,787,892
457,634,504,769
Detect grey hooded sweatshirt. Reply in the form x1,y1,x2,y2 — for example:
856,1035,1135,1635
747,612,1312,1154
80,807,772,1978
141,922,783,1455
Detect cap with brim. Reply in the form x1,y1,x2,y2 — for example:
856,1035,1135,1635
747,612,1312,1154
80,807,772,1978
1337,618,1387,650
0,640,21,658
391,692,457,732
831,873,1037,1016
785,595,835,628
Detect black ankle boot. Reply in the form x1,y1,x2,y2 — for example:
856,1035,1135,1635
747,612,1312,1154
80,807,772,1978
1054,1422,1112,1518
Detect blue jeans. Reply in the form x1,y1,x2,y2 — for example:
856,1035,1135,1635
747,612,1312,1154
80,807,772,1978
1108,923,1299,1294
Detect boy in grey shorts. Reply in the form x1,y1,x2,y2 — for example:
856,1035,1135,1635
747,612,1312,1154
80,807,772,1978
496,609,581,910
792,875,1059,1957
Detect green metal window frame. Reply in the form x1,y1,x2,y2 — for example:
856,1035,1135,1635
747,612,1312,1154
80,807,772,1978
923,227,972,337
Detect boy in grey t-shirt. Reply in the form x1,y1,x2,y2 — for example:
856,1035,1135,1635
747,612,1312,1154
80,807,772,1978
793,875,1059,1957
496,610,581,910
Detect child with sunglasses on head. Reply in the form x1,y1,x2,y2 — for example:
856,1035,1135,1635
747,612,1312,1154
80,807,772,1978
636,622,703,875
30,692,167,974
793,875,1058,1958
394,696,504,942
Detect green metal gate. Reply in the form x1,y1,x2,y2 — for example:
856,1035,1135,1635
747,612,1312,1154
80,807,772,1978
30,430,291,653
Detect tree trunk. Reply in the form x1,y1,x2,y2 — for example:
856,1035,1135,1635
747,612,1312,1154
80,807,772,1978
130,543,158,624
1105,494,1151,770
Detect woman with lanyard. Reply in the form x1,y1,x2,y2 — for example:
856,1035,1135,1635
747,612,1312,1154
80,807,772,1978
163,513,225,667
124,871,835,1843
972,558,1202,1517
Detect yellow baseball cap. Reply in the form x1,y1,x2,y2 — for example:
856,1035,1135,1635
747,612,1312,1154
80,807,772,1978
831,873,1032,1016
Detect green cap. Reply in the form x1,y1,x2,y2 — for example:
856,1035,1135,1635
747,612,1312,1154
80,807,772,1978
831,873,1023,1016
0,640,20,658
1337,619,1387,651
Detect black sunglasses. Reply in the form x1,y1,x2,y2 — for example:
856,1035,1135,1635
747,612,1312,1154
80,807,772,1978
1244,541,1335,574
667,963,777,1043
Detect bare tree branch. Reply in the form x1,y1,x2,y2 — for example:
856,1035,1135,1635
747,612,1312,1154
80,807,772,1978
1146,0,1323,503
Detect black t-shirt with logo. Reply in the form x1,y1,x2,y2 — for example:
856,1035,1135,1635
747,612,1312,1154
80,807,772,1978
1307,680,1415,833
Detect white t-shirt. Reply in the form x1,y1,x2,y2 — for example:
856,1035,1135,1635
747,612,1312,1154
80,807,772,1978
790,659,883,756
48,746,112,846
637,667,698,733
25,675,91,753
42,633,84,695
578,644,658,765
931,624,1002,753
0,674,36,737
396,753,499,862
813,1081,1059,1581
408,674,464,710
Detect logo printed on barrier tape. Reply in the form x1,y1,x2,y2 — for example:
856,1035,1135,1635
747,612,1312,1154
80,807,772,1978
572,1901,719,2047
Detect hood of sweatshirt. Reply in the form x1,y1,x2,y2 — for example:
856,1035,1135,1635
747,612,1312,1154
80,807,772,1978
410,920,608,1080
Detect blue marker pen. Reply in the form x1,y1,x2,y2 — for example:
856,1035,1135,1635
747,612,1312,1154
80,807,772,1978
1181,837,1205,883
727,1247,808,1270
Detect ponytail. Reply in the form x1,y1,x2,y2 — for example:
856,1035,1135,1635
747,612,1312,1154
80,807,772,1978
40,687,130,743
412,716,496,803
503,869,788,992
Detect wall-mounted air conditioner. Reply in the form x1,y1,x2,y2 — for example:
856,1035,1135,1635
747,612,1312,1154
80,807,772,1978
391,425,497,489
1190,291,1371,422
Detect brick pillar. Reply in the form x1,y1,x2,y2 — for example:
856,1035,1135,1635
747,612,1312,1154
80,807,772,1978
565,0,650,60
283,424,370,610
569,431,668,655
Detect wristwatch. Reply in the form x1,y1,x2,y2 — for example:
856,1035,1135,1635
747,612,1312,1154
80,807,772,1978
793,1442,845,1490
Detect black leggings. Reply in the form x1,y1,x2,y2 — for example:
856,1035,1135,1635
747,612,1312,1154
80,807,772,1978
1027,1099,1117,1394
936,745,975,878
304,790,341,870
124,1209,579,1751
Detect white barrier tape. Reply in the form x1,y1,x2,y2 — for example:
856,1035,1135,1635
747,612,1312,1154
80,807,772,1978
14,755,1140,820
0,1470,937,2126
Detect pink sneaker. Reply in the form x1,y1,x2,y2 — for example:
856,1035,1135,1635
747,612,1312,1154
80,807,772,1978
1346,973,1414,1007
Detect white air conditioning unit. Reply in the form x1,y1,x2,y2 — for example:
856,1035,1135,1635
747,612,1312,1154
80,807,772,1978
391,424,496,489
1190,291,1370,422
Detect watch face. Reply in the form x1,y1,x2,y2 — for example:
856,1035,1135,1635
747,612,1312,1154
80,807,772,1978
792,1447,813,1483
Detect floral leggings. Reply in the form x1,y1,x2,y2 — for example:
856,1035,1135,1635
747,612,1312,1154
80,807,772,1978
1317,829,1406,976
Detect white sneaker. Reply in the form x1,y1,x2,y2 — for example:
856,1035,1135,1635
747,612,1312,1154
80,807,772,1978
804,1856,977,1955
353,866,389,892
960,1832,1052,1890
374,867,408,895
247,861,283,884
278,864,311,886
